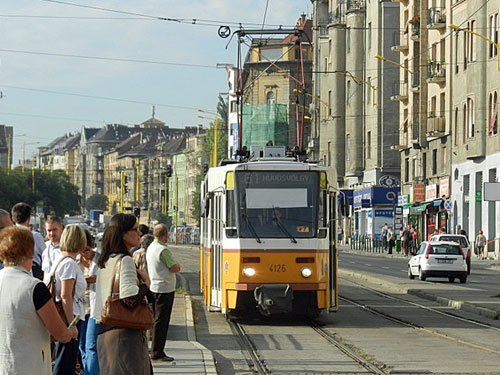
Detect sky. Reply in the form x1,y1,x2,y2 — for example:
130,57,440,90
1,0,311,165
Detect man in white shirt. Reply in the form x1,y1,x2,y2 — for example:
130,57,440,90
146,224,180,362
42,215,64,283
11,203,46,280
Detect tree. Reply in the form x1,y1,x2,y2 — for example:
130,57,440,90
0,168,81,216
86,194,108,211
190,94,228,224
155,213,172,228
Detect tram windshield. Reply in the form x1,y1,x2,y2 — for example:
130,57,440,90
235,171,319,239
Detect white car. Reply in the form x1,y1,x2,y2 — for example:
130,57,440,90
430,234,471,275
408,241,467,283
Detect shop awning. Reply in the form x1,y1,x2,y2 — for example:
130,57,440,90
411,203,429,213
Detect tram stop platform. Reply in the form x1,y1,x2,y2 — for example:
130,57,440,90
151,293,217,374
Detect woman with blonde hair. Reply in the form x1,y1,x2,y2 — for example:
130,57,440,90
0,226,77,375
49,224,88,375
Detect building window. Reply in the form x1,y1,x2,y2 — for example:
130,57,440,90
442,147,447,173
470,20,476,62
463,24,468,70
404,158,409,182
367,77,372,104
422,152,427,180
328,90,332,116
412,157,418,180
367,131,371,159
266,91,275,105
489,91,498,135
454,107,459,145
346,135,350,161
346,81,351,105
368,22,372,49
489,13,499,58
467,97,475,138
432,149,437,175
327,141,331,166
455,32,459,74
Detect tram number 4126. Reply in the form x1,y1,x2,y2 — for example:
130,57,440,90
269,264,286,272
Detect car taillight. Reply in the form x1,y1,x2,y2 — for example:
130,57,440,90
459,245,465,259
425,247,430,259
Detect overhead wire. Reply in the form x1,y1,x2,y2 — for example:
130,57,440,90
39,0,296,28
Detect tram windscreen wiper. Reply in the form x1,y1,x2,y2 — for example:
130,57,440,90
242,211,261,243
272,207,297,243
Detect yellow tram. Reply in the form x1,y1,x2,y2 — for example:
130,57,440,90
200,150,339,318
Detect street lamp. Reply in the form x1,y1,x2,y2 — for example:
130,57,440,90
293,88,329,120
449,24,500,71
197,114,220,167
22,141,40,173
6,133,26,175
375,55,414,74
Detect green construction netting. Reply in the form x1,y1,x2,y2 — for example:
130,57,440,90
242,104,288,149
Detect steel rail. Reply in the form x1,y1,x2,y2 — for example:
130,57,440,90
339,279,500,356
311,325,389,375
228,320,270,374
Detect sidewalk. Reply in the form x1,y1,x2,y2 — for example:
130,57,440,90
151,294,217,374
339,245,500,320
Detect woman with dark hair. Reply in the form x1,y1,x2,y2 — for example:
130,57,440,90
93,214,151,375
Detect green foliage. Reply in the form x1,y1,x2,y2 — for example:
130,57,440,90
155,213,172,228
0,168,81,216
86,194,108,211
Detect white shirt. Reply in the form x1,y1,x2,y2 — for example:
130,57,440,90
93,254,139,322
48,256,87,319
42,241,61,284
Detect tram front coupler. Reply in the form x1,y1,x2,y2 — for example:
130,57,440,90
254,284,293,316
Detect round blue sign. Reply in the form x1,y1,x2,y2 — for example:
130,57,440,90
379,175,399,187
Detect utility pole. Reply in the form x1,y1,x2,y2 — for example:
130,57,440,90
120,170,124,213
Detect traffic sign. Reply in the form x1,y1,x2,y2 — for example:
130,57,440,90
444,199,452,211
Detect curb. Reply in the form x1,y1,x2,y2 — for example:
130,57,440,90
339,269,500,320
407,289,500,320
184,295,218,374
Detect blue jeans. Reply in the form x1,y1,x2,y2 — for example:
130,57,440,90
79,315,100,375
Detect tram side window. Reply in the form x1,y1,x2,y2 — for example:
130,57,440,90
225,190,237,237
318,190,327,228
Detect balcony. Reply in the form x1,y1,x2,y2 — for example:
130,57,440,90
426,116,446,138
328,5,346,26
410,71,420,93
409,19,420,41
346,0,365,12
391,31,409,53
428,7,446,30
427,60,446,83
390,81,409,101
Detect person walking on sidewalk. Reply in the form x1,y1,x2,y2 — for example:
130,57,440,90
381,224,388,251
386,226,395,254
146,224,181,362
475,230,487,260
401,226,411,256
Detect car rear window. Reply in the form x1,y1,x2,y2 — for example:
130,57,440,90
429,244,462,255
439,236,468,247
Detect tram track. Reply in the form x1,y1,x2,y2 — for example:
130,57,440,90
229,317,390,374
228,320,270,375
339,277,500,356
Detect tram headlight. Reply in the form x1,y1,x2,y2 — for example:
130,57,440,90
242,267,256,277
301,267,312,278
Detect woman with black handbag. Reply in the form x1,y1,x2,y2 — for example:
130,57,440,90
94,214,152,375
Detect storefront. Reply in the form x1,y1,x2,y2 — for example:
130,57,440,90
353,186,400,239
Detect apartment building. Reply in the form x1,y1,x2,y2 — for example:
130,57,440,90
448,0,499,255
311,0,401,238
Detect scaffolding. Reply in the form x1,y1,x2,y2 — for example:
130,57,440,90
242,104,289,149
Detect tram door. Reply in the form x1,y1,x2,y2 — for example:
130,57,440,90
210,193,223,309
328,191,339,311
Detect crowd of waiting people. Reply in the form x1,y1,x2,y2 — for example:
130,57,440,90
0,203,180,375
